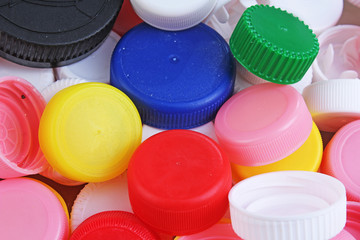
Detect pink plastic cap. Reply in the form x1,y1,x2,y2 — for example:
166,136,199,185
331,229,355,240
215,83,313,166
321,120,360,202
0,76,47,178
0,178,69,240
345,201,360,239
176,221,241,239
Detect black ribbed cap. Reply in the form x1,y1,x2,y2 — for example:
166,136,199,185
0,0,123,68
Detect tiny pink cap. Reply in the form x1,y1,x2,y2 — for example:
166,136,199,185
215,83,313,166
0,76,47,177
345,201,360,239
0,178,69,240
321,120,360,202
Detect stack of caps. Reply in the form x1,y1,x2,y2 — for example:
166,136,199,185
214,5,322,180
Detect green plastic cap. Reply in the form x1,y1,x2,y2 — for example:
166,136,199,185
230,5,319,84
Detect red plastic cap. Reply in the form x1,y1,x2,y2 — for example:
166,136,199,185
128,130,232,235
70,211,159,240
113,0,143,36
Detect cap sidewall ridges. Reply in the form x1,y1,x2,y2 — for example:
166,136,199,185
229,5,319,84
302,79,360,132
228,171,347,240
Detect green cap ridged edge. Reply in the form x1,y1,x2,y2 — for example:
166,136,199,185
229,5,319,84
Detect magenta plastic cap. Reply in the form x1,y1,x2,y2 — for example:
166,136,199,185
0,178,69,240
0,76,47,178
215,82,313,166
70,211,159,240
321,120,360,202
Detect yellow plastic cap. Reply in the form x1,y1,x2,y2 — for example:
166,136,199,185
232,122,323,182
39,82,142,182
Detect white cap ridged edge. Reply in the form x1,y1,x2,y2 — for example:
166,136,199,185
229,171,347,240
41,78,88,103
303,79,360,115
130,0,218,31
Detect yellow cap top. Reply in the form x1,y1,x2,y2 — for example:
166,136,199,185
39,82,142,182
232,122,323,182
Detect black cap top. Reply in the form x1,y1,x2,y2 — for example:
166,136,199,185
0,0,123,68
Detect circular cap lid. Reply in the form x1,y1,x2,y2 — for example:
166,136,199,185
215,82,313,166
345,201,360,239
71,173,132,232
56,31,120,84
111,23,235,129
130,0,218,31
39,82,142,182
175,221,240,239
128,130,232,235
70,211,159,240
0,178,69,240
229,171,347,240
0,0,123,68
321,120,360,202
303,79,360,132
230,5,319,84
0,76,47,178
41,78,88,103
231,122,323,181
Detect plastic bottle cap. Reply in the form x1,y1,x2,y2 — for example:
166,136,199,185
41,78,88,103
0,77,47,178
111,23,235,129
231,122,322,181
130,0,221,31
331,229,356,240
0,57,54,92
39,82,142,182
267,0,343,35
55,32,120,84
71,173,132,232
141,122,218,143
215,82,313,166
238,62,313,93
345,201,360,239
229,171,347,240
0,1,123,67
312,25,360,82
128,130,232,235
70,211,159,240
321,120,360,202
175,221,241,239
113,0,143,36
40,164,84,187
0,178,69,240
230,5,319,84
302,79,360,132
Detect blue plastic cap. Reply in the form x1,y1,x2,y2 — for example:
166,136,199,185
110,23,235,129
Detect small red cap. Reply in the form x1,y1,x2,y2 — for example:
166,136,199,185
128,130,232,235
70,211,159,240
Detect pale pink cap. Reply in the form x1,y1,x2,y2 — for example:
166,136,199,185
0,76,47,177
0,178,69,240
331,229,355,240
215,83,313,166
321,120,360,202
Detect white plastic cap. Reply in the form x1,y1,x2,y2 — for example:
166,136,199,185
55,31,120,84
130,0,230,31
302,79,360,132
229,171,346,240
41,78,88,103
